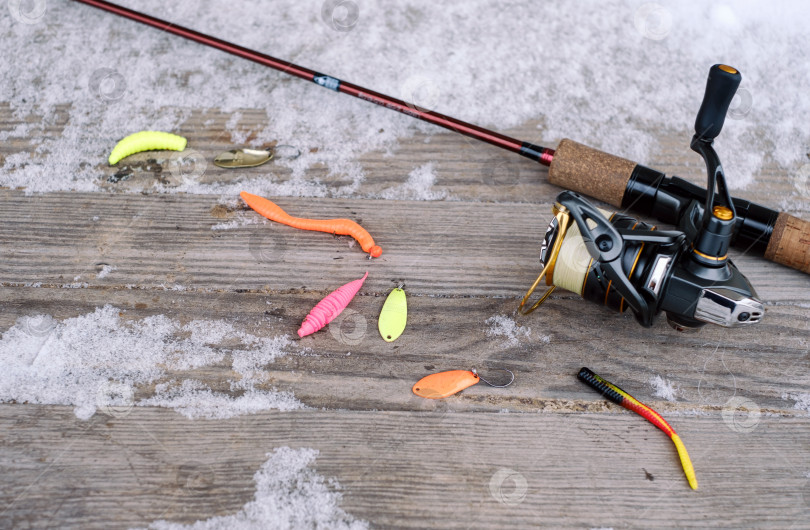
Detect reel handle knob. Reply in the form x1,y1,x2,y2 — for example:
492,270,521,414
694,64,742,141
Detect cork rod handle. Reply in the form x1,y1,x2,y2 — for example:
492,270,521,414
764,213,810,274
548,139,636,208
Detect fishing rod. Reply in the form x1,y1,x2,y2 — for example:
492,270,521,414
72,0,809,282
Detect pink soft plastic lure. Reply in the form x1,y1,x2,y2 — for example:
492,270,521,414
298,272,368,338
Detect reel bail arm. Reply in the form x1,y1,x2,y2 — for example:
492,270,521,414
557,191,652,326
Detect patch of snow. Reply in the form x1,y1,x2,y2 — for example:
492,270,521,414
782,392,810,415
0,305,303,419
649,375,678,402
211,212,262,231
376,163,448,200
96,264,117,279
2,1,808,195
140,380,302,420
485,314,533,347
144,447,368,530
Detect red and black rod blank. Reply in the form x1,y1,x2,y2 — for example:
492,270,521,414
72,0,555,166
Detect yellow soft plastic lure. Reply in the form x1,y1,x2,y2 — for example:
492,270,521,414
108,131,188,165
378,287,407,342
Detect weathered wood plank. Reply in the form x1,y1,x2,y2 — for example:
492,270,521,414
2,191,809,302
1,406,808,529
1,286,807,414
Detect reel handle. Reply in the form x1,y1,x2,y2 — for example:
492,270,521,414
694,64,741,141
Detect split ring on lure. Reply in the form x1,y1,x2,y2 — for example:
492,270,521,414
413,368,514,399
298,272,368,338
108,131,188,165
240,192,383,258
577,367,698,490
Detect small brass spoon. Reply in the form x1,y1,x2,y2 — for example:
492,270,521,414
214,148,273,169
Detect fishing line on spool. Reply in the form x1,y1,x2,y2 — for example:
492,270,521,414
521,206,625,313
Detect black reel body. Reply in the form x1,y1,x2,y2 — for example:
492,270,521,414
533,191,762,330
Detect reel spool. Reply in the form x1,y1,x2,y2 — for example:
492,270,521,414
529,203,659,315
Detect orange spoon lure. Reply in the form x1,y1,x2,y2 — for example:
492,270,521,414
413,368,514,399
241,192,382,257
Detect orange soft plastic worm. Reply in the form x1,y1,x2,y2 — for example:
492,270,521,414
578,367,698,490
241,192,382,257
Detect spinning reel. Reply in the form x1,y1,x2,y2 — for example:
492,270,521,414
519,65,764,330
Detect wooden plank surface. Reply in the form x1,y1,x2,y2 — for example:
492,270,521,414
2,97,810,527
2,406,809,529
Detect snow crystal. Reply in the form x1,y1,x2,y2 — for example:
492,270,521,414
649,375,678,402
211,212,262,231
0,306,303,419
144,447,368,530
140,380,302,420
96,264,117,279
2,1,809,194
376,163,448,200
485,314,535,347
782,392,810,415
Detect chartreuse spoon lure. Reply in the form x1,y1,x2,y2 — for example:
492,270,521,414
413,368,514,399
378,286,407,342
108,131,187,165
577,367,698,490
